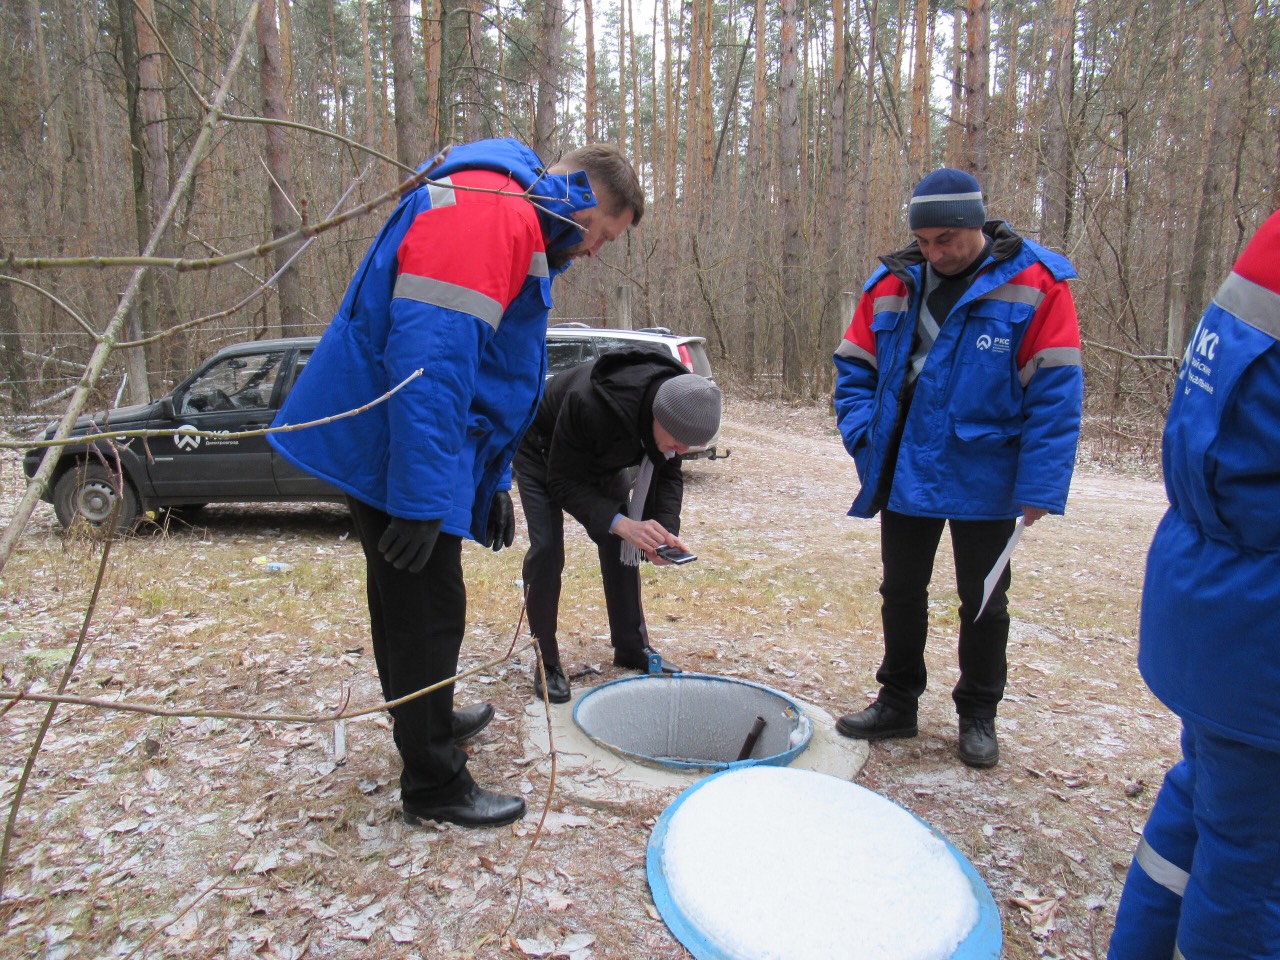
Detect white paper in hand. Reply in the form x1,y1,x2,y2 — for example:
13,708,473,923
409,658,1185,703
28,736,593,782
975,516,1024,622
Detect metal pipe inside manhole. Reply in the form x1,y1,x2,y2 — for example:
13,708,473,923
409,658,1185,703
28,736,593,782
572,673,813,772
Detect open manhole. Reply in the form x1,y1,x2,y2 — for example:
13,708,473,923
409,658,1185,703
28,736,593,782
572,673,812,772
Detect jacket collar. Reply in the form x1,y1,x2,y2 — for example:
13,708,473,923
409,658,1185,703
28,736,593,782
420,138,598,267
879,220,1025,290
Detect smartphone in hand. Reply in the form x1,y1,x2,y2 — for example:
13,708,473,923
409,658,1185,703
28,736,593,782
655,545,697,564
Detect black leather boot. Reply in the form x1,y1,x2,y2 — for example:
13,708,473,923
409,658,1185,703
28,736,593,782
451,703,494,742
958,717,999,768
533,663,572,704
403,785,526,828
835,701,919,740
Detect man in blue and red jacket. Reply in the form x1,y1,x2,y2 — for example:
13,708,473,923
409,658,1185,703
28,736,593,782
270,139,643,828
1109,210,1280,959
832,168,1082,768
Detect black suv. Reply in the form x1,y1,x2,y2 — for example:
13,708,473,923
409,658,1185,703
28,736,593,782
23,338,340,531
26,327,725,532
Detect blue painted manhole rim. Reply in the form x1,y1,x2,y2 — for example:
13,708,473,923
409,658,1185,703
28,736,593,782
571,672,813,772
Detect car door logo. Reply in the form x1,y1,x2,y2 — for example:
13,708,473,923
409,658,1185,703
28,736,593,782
174,426,202,451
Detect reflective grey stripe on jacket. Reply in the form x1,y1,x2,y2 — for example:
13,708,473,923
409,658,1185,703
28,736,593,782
393,275,505,328
1019,346,1083,386
428,176,458,209
836,338,876,369
975,283,1046,309
1135,835,1189,898
1216,270,1280,340
393,255,550,330
873,293,909,316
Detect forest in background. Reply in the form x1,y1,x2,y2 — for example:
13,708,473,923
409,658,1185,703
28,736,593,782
0,0,1277,431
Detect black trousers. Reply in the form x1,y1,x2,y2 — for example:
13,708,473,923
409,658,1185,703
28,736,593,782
346,496,473,805
513,464,649,668
875,509,1016,720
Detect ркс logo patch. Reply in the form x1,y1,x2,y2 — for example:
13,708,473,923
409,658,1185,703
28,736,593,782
174,426,203,452
976,334,993,350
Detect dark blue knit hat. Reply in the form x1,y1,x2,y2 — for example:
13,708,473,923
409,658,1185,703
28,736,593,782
909,168,986,230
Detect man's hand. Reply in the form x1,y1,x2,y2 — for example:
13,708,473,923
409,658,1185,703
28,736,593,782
1021,506,1049,528
378,517,443,572
485,490,515,552
611,516,683,563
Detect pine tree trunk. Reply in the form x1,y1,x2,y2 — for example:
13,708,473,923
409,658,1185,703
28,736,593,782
390,0,421,168
584,0,597,141
256,0,306,335
779,0,804,395
1040,0,1076,249
533,0,563,157
113,0,155,406
908,0,930,177
964,0,989,181
422,0,441,148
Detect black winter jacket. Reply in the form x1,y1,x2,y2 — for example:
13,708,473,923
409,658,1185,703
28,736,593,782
513,350,686,540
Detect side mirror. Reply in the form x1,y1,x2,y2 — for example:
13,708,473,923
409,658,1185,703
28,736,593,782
159,396,177,419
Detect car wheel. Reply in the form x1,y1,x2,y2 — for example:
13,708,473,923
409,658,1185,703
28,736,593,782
52,463,140,534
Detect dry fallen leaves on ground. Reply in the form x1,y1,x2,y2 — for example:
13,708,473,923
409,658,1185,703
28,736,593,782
0,398,1177,959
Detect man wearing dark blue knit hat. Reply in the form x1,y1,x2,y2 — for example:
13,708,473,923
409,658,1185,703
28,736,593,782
832,168,1084,768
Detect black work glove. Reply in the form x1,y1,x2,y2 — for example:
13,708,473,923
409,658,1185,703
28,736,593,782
378,517,442,572
484,490,515,552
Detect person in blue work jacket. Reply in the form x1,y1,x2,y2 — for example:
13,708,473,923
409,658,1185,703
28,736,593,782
1108,209,1280,960
270,139,643,828
832,168,1083,768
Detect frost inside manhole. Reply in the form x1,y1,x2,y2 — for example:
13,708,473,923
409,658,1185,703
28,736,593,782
571,673,812,772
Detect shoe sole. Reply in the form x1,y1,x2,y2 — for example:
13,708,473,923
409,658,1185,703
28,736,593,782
533,680,572,704
958,749,999,769
534,690,572,705
403,808,526,829
613,662,681,674
835,723,918,741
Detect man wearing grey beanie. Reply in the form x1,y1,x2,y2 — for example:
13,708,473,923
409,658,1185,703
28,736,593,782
512,350,722,703
833,167,1083,768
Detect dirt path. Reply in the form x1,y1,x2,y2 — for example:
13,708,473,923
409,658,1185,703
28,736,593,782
0,401,1177,958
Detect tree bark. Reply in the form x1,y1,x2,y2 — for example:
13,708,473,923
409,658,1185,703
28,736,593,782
908,0,930,177
946,4,964,166
390,0,421,168
584,0,597,142
618,0,628,156
422,0,441,148
1183,0,1250,346
964,0,990,181
113,0,157,405
533,0,564,157
779,0,803,395
825,0,851,359
256,0,306,335
0,244,29,412
359,0,377,148
740,0,769,376
1039,0,1076,249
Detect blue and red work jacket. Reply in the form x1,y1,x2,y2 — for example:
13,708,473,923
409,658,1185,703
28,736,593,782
833,221,1083,520
269,138,598,540
1139,210,1280,749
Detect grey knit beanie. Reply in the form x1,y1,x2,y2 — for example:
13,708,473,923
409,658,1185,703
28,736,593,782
909,168,986,230
653,375,722,446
